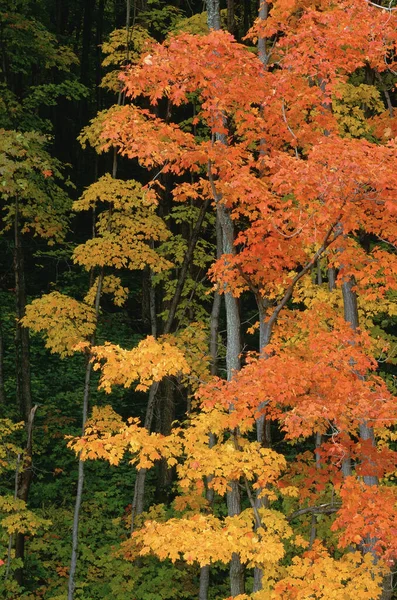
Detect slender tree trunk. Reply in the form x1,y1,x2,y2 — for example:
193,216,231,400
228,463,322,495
81,0,96,83
68,277,103,600
5,453,20,581
0,319,6,409
95,0,105,109
206,4,244,594
199,216,222,600
13,198,34,586
340,278,393,599
252,4,271,590
227,0,235,34
14,199,32,423
258,1,269,66
14,405,38,585
213,168,244,599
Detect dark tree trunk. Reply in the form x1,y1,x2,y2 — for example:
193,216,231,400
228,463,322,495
14,201,32,424
227,0,235,34
155,378,175,503
81,0,96,83
0,319,6,410
15,406,38,585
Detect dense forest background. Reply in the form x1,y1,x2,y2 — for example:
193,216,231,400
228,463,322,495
1,0,397,598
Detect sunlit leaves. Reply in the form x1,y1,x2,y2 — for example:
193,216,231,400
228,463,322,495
273,542,383,600
21,292,96,357
127,508,293,570
91,337,190,392
73,174,172,273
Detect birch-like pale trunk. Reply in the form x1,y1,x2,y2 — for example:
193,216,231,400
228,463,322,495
206,3,244,593
341,278,378,486
341,278,394,599
68,275,103,600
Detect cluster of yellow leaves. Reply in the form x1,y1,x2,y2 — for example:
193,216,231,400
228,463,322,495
73,174,158,211
85,275,128,307
127,508,292,572
90,336,191,392
169,322,212,389
292,274,397,357
101,26,154,92
0,419,23,473
272,542,383,600
0,496,51,536
73,175,172,273
21,292,96,357
333,83,384,138
178,434,285,498
68,406,181,468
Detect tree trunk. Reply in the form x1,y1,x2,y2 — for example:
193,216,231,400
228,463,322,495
81,0,96,83
14,405,38,586
206,5,244,595
155,378,175,503
199,216,222,600
227,0,235,34
68,276,103,600
0,319,6,409
207,0,221,30
340,277,392,599
14,199,32,423
13,197,33,586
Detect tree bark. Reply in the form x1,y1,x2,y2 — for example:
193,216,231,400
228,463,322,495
14,198,32,423
227,0,235,34
13,197,33,586
199,216,222,600
340,277,392,600
15,405,38,585
0,319,6,409
68,276,103,600
206,5,244,594
80,0,96,83
206,0,221,30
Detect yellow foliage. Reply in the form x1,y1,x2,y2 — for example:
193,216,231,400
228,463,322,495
177,434,286,499
333,83,384,138
128,508,292,571
68,405,182,469
73,174,158,211
90,336,191,392
169,322,212,389
101,26,154,92
0,496,51,536
0,419,23,473
73,175,172,273
85,275,128,307
272,542,383,599
22,292,96,357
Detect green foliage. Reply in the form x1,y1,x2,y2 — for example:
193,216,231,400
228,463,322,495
0,129,71,243
140,1,183,38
